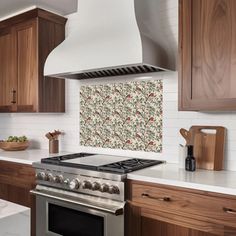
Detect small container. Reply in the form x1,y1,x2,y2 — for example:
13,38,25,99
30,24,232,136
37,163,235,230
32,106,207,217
185,145,196,172
49,139,59,154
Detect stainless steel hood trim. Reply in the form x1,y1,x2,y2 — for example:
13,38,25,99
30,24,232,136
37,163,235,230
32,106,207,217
46,63,168,80
30,185,125,215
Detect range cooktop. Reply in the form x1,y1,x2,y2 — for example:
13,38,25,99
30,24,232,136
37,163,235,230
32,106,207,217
41,153,164,174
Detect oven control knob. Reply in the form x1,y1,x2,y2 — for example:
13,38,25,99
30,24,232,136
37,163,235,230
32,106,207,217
48,173,54,182
91,182,100,191
108,185,120,194
69,179,80,190
64,179,70,185
53,175,64,183
100,183,109,193
36,172,48,181
82,180,92,190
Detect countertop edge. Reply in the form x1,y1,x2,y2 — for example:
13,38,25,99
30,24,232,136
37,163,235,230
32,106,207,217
0,156,33,165
0,149,71,165
127,174,236,196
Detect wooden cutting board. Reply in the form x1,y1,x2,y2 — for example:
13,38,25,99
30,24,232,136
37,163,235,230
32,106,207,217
189,126,226,170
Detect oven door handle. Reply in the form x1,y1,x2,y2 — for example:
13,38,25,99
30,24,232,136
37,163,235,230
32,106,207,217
30,188,124,216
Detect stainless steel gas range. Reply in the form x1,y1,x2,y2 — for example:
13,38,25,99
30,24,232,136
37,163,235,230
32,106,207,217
31,153,164,236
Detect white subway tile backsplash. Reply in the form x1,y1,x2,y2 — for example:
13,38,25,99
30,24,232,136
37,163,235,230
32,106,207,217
163,92,178,101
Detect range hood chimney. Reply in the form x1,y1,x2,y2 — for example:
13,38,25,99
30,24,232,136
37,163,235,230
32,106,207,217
44,0,175,80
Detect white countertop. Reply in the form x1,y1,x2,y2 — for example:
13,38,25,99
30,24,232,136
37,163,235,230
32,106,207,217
0,199,30,236
127,163,236,196
0,149,70,165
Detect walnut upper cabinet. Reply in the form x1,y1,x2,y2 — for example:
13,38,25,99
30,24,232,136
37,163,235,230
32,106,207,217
0,28,16,111
179,0,236,111
0,9,66,113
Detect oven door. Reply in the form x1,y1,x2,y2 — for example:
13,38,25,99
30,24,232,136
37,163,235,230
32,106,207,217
31,186,124,236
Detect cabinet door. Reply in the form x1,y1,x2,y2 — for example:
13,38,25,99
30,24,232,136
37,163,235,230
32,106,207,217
179,0,236,111
38,18,65,112
0,28,17,112
127,204,236,236
14,20,38,112
141,216,217,236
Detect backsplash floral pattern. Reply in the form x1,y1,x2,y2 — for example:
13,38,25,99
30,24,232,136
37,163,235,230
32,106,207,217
80,80,163,152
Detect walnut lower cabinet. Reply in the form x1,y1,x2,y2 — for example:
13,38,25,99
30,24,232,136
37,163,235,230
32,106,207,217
0,8,66,113
0,161,36,236
126,180,236,236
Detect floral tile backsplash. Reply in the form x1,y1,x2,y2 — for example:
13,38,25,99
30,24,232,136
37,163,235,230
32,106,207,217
80,80,163,152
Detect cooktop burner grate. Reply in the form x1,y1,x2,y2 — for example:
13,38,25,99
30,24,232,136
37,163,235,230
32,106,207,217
98,159,164,173
41,153,93,165
40,153,164,174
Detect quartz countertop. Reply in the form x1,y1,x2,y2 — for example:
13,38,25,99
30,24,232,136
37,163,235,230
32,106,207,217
127,163,236,196
0,199,30,236
0,149,70,165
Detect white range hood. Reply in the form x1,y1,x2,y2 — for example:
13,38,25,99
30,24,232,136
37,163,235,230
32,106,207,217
44,0,175,80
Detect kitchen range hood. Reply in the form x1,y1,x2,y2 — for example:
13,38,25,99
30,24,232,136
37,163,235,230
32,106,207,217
44,0,175,80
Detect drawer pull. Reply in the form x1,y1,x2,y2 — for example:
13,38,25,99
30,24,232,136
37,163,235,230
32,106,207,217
223,207,236,215
11,89,16,104
141,193,171,202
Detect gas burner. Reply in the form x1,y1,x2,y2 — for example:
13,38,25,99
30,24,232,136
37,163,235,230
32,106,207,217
41,153,93,165
98,158,164,173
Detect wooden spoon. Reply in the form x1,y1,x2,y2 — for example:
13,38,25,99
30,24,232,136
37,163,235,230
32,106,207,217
45,132,53,140
179,128,191,145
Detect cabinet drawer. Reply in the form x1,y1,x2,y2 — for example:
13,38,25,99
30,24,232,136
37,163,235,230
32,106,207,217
131,183,236,227
0,160,35,188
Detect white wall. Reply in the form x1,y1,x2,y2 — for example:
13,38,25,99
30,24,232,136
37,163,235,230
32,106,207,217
1,0,236,170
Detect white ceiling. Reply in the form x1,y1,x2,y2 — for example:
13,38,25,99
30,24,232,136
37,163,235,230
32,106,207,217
0,0,78,20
